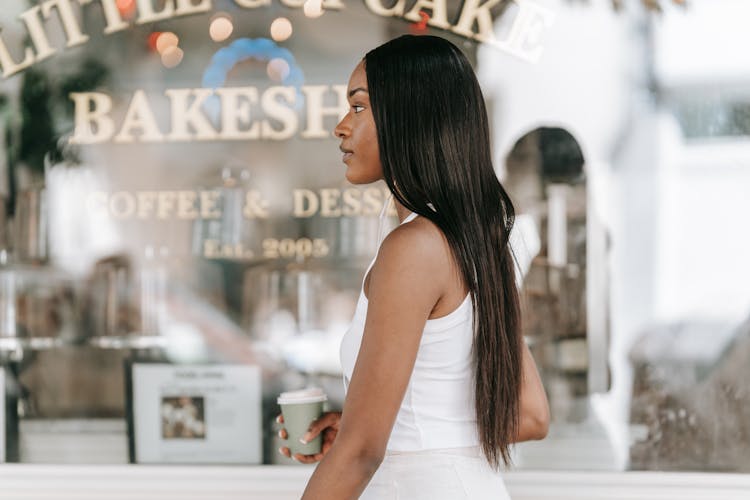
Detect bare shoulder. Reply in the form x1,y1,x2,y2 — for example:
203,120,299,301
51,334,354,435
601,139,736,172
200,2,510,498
386,216,448,256
373,216,453,287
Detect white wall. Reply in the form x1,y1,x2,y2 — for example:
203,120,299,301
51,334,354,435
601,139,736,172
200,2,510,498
651,0,750,323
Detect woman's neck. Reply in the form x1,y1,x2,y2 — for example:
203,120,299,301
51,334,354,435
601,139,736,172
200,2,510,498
394,198,412,223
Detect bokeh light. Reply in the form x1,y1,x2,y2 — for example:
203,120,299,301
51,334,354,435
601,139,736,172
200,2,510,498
156,32,179,54
266,58,291,83
209,13,234,43
116,0,136,18
148,31,162,52
303,0,324,19
161,46,184,68
270,17,293,42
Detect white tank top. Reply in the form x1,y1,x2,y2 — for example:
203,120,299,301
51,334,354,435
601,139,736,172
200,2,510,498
339,211,480,451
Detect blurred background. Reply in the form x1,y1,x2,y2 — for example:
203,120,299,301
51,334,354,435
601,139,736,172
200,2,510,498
0,0,747,472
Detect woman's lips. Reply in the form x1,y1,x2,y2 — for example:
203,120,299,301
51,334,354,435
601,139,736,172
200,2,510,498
343,152,353,162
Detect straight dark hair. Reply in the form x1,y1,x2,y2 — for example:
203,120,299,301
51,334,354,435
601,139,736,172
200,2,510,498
364,35,522,470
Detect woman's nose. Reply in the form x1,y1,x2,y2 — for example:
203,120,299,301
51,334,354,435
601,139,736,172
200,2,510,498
334,117,349,139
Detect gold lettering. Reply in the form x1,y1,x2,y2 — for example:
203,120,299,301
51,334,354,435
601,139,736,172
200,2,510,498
300,85,348,139
491,0,554,63
110,191,136,218
19,6,56,62
41,0,90,49
136,191,157,218
200,191,221,219
404,0,450,29
362,188,382,216
261,86,297,140
243,190,270,218
221,244,235,258
320,188,341,217
175,0,212,16
166,88,217,141
114,90,165,143
86,191,108,217
157,191,177,219
70,92,115,144
215,87,260,140
203,239,220,258
0,34,36,79
177,190,198,219
135,0,175,24
293,189,318,217
364,0,406,16
452,0,502,43
342,188,362,216
96,0,130,34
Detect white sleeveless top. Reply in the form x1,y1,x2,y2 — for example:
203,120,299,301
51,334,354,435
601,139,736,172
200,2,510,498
339,211,480,451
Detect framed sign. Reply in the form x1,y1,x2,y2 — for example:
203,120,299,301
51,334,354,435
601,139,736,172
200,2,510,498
128,363,262,464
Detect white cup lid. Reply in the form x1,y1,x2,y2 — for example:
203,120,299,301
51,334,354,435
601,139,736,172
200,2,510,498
277,387,327,405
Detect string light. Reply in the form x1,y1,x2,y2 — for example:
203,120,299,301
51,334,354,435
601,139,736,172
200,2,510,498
270,17,293,42
209,13,234,43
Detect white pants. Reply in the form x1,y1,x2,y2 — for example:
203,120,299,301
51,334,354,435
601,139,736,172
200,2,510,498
360,446,512,499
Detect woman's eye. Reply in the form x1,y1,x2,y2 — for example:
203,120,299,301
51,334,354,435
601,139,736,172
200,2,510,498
352,105,364,114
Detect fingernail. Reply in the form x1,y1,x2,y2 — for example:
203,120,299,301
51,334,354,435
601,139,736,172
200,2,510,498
277,430,284,438
277,447,284,455
276,415,281,423
299,437,308,444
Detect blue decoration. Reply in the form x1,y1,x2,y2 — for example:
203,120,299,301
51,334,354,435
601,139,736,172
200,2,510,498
201,38,305,121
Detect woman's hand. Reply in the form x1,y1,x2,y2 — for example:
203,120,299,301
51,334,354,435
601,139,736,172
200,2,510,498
277,411,342,464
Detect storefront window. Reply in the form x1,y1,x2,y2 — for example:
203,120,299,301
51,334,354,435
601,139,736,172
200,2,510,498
0,0,747,473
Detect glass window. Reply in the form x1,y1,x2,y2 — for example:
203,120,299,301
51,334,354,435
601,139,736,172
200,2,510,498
0,0,747,475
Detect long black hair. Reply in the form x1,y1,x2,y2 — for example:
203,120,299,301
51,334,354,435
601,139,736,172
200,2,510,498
364,35,522,470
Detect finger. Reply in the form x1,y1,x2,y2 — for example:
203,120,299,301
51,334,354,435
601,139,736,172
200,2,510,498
278,446,291,458
277,428,288,440
276,414,284,424
302,412,338,443
293,453,319,464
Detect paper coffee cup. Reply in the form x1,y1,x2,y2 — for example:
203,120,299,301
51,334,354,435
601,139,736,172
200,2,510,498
278,387,327,456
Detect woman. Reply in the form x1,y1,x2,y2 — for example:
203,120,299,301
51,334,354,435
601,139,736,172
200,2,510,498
278,34,550,499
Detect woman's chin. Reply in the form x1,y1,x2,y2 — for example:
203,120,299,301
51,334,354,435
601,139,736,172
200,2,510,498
345,169,364,185
346,171,380,185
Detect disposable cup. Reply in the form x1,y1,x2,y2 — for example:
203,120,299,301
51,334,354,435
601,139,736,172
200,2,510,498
277,387,327,456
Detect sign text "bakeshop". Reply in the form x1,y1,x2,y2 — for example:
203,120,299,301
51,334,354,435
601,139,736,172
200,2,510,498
70,85,347,143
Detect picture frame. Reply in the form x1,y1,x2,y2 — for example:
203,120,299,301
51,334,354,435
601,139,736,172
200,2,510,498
126,362,262,464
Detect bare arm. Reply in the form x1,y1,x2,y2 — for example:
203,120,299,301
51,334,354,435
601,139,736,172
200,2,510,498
301,225,443,499
513,340,550,442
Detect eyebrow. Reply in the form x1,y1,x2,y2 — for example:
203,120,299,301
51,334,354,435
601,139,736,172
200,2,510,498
348,87,368,98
